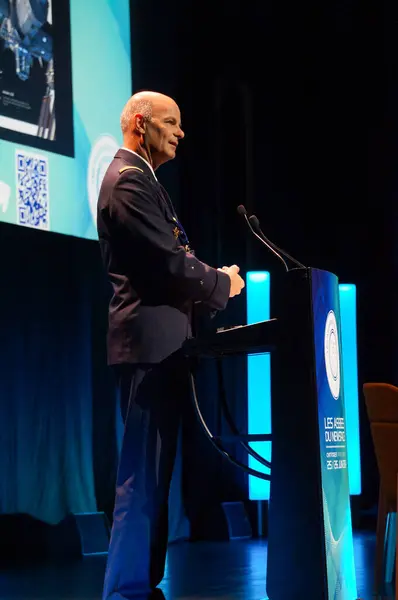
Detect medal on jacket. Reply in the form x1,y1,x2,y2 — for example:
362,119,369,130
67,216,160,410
157,183,193,254
172,217,192,254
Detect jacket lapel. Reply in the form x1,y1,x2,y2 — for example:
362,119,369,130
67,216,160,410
114,149,192,252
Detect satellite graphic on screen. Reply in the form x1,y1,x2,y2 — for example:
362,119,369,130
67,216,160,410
0,0,55,140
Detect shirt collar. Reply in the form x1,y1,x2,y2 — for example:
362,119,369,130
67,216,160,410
120,147,158,181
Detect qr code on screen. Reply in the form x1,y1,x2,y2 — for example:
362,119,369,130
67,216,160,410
15,150,49,230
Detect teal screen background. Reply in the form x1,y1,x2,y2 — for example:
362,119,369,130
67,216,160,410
0,0,131,240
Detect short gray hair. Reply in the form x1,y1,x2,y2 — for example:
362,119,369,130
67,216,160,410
120,96,153,133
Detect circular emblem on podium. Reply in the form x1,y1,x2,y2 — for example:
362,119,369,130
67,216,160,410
324,310,340,400
87,134,119,225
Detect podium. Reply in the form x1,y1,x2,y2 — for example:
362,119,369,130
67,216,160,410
183,267,359,600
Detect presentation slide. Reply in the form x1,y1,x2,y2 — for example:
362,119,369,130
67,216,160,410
0,0,131,239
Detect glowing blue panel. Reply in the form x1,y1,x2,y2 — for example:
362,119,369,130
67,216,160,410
339,284,361,495
246,271,271,500
246,274,360,499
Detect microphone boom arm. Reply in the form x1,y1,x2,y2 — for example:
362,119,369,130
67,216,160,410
250,215,306,270
237,205,289,271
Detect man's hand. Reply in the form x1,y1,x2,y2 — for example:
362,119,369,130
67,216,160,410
218,265,245,298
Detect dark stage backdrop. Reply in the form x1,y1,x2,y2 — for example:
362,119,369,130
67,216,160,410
0,221,195,550
0,0,398,554
0,224,116,526
155,0,398,513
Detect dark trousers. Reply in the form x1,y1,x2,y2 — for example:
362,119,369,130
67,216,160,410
102,359,194,600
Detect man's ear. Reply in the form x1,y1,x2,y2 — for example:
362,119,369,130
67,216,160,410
134,113,146,134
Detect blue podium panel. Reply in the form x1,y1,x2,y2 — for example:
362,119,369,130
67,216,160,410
311,270,357,599
266,268,358,600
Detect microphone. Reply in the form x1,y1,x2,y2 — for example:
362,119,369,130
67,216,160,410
237,205,289,271
249,214,306,269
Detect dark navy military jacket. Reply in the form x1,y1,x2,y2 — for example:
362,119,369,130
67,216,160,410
97,149,230,364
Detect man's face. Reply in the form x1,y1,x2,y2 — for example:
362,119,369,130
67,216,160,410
144,99,185,168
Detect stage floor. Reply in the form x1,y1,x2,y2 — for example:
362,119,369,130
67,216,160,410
0,531,391,599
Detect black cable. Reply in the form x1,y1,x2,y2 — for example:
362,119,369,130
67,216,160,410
189,370,271,481
215,359,272,470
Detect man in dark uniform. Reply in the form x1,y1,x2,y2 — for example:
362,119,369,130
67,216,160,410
97,91,244,600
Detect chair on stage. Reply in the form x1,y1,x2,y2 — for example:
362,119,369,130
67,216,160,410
363,382,398,597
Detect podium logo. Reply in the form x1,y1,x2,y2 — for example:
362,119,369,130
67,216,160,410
324,310,340,400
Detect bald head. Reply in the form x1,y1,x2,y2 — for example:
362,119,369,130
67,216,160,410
120,94,152,134
120,91,179,134
120,91,184,169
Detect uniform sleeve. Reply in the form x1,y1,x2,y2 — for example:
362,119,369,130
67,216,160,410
109,172,231,310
